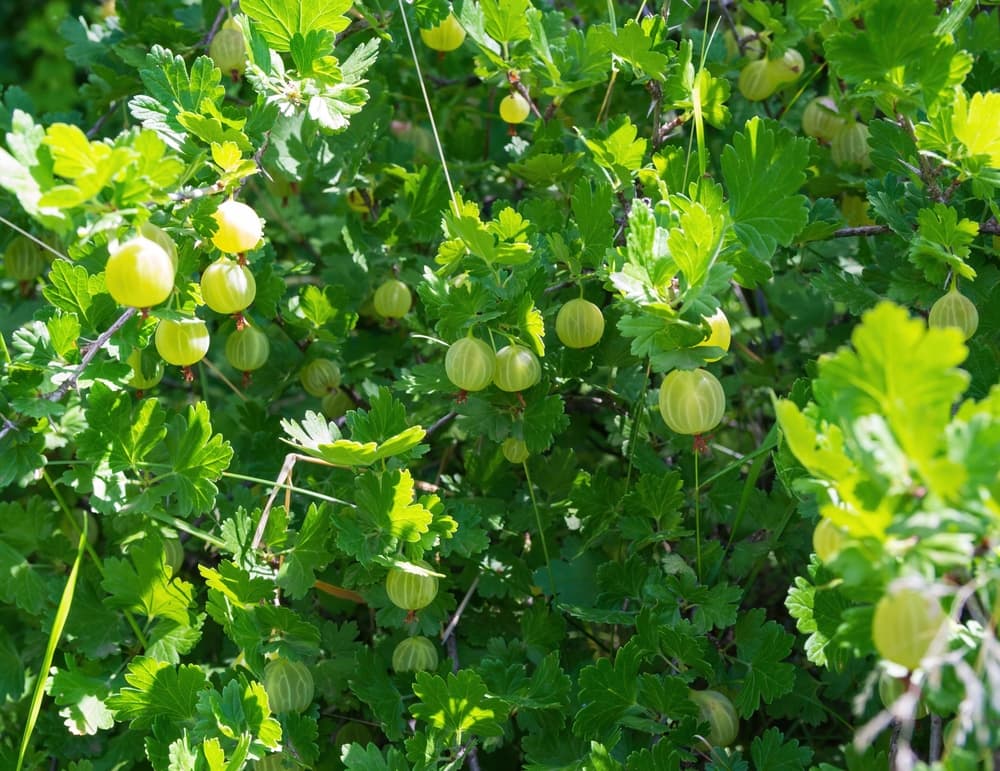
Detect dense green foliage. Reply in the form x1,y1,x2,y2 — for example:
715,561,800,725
1,0,999,769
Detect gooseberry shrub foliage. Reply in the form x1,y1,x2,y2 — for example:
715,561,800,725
1,0,999,769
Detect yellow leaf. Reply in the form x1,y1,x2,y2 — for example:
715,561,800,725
952,91,1000,168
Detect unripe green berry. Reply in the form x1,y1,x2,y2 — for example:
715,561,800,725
300,358,342,397
928,286,978,341
263,657,314,713
392,636,439,672
502,437,529,463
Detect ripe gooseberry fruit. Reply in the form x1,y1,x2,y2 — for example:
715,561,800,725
493,344,542,392
502,437,529,464
556,298,605,349
737,59,779,101
767,48,804,85
872,588,944,671
928,285,978,341
445,336,496,392
813,518,846,563
225,324,270,373
4,236,47,281
154,318,210,367
878,672,929,719
105,236,176,309
831,121,871,169
392,636,439,673
321,388,353,419
689,689,739,747
695,308,731,362
126,348,164,391
419,13,466,52
300,358,342,397
263,657,314,713
200,257,256,314
138,222,179,270
658,368,725,436
210,18,246,80
211,199,263,254
385,560,439,611
373,279,412,318
723,24,763,60
499,93,531,125
802,97,845,143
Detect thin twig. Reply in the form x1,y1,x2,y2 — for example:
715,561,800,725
426,411,457,437
0,215,67,260
235,131,271,197
830,219,999,239
929,713,943,762
167,181,227,203
830,224,893,238
47,308,137,403
655,113,685,144
85,101,120,139
200,2,235,48
509,77,545,121
441,575,479,644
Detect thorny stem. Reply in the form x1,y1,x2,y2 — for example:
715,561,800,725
509,76,545,121
831,218,999,239
49,308,138,403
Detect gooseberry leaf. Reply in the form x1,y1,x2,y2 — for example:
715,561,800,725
341,742,410,770
813,302,969,469
480,0,531,44
276,503,334,599
410,669,505,743
823,0,939,82
952,91,1000,167
572,641,643,741
349,651,406,741
594,20,670,80
571,178,615,268
49,664,115,736
750,728,813,770
721,117,810,269
240,0,353,51
102,538,197,625
154,402,234,517
581,117,648,186
130,46,228,151
107,657,209,730
732,609,796,717
907,203,978,283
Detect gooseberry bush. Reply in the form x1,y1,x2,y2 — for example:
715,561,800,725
1,1,999,769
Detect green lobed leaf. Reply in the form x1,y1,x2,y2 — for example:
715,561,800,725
241,0,353,51
410,669,505,743
107,657,209,730
572,641,643,741
721,117,810,267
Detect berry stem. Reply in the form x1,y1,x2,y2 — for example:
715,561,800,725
522,460,556,597
694,444,703,583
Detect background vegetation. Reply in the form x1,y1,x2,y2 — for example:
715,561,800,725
1,0,999,769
